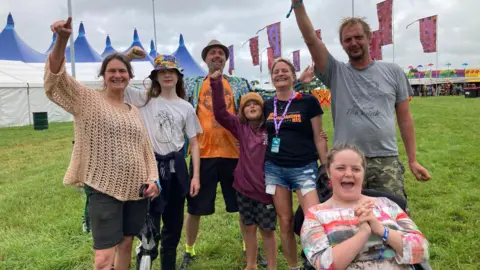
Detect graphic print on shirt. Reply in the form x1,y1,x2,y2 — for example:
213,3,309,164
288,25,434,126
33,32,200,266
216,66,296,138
202,86,234,128
346,73,385,118
154,109,175,143
266,112,302,124
262,133,269,146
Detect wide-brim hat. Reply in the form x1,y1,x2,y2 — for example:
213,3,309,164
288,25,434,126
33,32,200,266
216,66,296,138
201,40,229,62
149,55,184,80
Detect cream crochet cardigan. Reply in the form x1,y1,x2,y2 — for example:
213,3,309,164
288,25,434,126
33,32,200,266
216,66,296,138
44,58,158,201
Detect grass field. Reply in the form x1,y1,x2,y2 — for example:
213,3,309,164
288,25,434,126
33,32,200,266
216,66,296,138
0,96,479,270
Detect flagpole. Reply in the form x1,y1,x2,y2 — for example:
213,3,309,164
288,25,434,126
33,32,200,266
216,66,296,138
67,0,76,78
392,0,395,63
352,0,355,16
152,0,158,57
435,16,439,96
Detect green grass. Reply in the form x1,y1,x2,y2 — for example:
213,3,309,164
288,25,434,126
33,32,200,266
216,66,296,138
0,96,479,269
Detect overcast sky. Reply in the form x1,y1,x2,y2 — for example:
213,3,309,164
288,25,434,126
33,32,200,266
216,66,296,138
1,0,479,85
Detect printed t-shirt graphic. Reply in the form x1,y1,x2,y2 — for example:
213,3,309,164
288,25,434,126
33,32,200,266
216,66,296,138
197,77,239,158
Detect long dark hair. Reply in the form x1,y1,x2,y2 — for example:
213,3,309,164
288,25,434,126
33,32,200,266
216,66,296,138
98,53,134,79
144,70,186,106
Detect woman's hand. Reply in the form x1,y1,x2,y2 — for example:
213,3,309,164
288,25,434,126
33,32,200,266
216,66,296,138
50,17,72,40
143,182,160,198
355,200,385,237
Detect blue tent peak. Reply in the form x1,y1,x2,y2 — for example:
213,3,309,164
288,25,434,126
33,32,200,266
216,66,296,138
78,22,85,37
149,39,158,59
133,28,140,42
106,35,112,46
0,12,46,62
6,13,14,30
101,34,117,58
179,34,184,47
172,34,206,78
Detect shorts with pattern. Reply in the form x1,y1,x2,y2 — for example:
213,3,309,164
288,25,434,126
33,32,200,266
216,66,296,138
236,192,276,232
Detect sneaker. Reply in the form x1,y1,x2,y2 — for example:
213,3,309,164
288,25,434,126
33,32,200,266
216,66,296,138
243,251,268,268
179,252,195,270
82,216,90,233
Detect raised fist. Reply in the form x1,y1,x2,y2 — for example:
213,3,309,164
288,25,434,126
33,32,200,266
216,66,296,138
50,17,72,39
210,70,222,80
126,46,146,60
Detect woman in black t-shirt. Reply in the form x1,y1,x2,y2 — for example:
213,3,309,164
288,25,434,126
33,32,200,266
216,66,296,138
263,58,328,269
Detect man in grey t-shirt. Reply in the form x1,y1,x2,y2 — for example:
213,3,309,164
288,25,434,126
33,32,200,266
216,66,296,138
291,0,430,201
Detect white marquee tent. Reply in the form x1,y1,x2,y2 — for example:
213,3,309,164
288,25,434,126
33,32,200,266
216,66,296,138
0,60,153,128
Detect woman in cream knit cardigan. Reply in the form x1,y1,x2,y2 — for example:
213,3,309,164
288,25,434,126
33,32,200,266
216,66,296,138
45,17,160,270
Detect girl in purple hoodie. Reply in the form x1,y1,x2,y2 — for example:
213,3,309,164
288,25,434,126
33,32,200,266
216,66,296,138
210,70,277,270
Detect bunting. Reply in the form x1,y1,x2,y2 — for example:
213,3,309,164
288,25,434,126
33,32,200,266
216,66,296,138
315,29,322,40
249,36,259,66
369,30,383,60
228,45,234,75
267,47,274,71
266,22,282,58
419,15,437,53
377,0,393,45
292,50,300,72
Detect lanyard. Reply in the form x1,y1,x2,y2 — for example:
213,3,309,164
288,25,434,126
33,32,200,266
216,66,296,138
273,92,295,137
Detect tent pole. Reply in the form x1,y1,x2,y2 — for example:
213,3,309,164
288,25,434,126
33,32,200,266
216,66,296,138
152,0,158,57
67,0,76,78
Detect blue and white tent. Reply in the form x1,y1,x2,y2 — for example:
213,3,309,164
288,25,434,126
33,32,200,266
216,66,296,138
172,34,206,78
65,22,103,63
0,13,46,63
123,29,153,64
101,35,117,58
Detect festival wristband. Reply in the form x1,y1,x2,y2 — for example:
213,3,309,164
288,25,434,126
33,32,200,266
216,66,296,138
152,180,162,191
382,226,390,242
286,0,304,18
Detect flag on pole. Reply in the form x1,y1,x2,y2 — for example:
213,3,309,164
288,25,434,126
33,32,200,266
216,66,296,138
267,47,274,71
377,0,393,45
292,50,300,72
266,22,282,58
369,30,383,60
228,45,234,75
249,36,259,66
419,15,437,53
315,29,322,40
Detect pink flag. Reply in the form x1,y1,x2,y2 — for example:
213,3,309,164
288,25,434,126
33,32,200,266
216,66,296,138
369,30,383,60
267,47,274,71
419,15,437,53
228,45,234,75
266,22,282,58
292,50,300,72
249,36,259,66
315,29,322,40
377,0,393,45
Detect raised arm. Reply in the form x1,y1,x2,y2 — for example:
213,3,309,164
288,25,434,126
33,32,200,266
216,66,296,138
210,71,240,138
44,17,89,116
291,0,329,74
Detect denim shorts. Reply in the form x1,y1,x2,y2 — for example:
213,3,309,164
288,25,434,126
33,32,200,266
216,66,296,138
264,161,318,196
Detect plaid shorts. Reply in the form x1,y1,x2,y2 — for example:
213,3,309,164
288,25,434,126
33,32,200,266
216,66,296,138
236,192,276,232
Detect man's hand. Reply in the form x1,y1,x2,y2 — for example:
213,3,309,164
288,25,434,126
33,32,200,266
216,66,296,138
126,46,146,61
190,177,200,197
409,161,431,181
298,65,315,84
50,17,72,40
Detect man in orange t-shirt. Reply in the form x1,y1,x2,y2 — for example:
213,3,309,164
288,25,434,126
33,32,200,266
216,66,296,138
181,39,263,269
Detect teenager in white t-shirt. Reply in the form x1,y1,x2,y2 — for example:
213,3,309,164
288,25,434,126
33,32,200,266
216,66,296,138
124,50,202,269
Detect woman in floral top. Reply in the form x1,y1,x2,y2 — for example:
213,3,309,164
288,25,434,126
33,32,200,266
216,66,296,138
301,144,429,270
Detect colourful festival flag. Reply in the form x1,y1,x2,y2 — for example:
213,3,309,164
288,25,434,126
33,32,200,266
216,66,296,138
292,50,300,72
419,15,437,53
377,0,393,45
267,47,274,71
266,22,282,58
369,30,383,60
228,45,234,75
249,36,259,66
315,29,322,40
